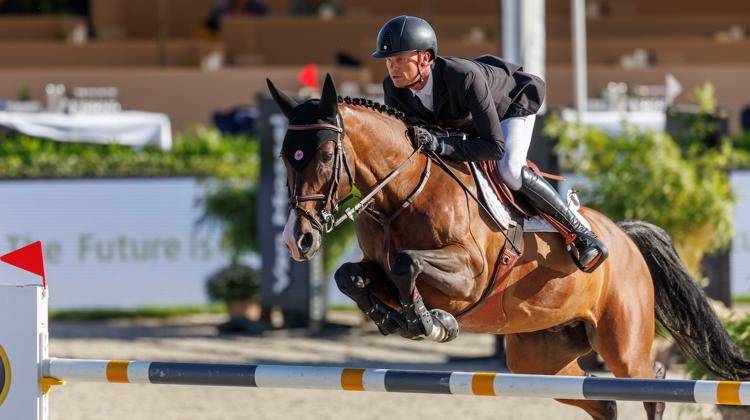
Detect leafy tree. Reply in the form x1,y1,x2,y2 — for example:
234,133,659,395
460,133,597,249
546,116,735,277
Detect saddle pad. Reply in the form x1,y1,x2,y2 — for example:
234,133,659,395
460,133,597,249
469,162,591,233
469,162,511,229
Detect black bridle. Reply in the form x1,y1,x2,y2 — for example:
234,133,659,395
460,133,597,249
286,110,431,250
287,112,355,234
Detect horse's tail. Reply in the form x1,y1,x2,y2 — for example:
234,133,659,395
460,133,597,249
618,219,750,380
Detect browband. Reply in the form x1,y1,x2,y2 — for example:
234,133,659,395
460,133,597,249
287,123,342,133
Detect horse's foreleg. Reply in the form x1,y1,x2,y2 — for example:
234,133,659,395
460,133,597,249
389,246,476,342
334,261,406,336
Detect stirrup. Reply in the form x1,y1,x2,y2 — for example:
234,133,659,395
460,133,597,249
567,235,609,273
537,213,608,273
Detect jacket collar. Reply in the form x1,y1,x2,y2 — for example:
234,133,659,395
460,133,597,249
430,57,447,121
398,81,432,123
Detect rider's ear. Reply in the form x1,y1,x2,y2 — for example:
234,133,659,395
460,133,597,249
319,73,338,118
266,78,298,118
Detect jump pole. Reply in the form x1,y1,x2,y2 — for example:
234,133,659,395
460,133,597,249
41,358,750,405
3,284,750,420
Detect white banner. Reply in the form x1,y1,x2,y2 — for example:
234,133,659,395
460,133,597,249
0,178,230,309
731,171,750,296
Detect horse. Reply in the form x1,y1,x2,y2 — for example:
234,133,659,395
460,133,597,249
267,74,750,420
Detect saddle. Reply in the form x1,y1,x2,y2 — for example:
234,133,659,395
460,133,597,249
476,160,564,221
454,160,567,331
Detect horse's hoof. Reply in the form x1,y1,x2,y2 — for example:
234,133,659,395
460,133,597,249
429,309,459,343
654,361,666,379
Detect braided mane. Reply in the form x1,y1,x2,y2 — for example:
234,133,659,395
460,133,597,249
337,96,409,124
336,96,444,133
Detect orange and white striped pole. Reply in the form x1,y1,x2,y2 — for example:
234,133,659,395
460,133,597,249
41,357,750,405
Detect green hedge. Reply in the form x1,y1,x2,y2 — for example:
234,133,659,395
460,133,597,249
0,126,259,179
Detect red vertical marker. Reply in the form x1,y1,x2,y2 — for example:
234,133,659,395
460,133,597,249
298,63,319,93
0,241,46,288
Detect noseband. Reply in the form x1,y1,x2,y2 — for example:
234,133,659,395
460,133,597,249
287,113,354,233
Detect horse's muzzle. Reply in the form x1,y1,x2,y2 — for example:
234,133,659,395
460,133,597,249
283,210,322,261
295,230,321,259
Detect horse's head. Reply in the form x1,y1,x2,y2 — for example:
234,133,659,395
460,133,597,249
267,74,354,261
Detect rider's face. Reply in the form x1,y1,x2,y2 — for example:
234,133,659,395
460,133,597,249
386,51,430,88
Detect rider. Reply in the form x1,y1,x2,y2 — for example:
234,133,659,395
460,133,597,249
372,15,607,272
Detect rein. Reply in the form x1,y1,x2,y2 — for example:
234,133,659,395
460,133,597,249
287,110,518,264
287,113,431,255
358,148,430,269
427,150,521,255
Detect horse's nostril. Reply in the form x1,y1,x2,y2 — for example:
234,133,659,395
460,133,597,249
297,232,314,252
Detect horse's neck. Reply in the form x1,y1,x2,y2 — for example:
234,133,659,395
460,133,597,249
342,107,425,213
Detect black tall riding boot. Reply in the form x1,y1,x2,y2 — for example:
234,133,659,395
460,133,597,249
518,166,608,272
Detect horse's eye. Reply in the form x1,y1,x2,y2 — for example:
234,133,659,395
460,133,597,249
320,150,334,162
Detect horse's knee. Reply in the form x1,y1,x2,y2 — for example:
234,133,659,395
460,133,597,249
391,251,422,279
334,263,367,297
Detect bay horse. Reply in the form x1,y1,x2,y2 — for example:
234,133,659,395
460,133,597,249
267,74,750,420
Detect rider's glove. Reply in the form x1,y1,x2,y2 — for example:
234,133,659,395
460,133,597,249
411,127,443,154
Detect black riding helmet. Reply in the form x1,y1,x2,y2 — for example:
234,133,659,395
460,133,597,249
372,15,437,59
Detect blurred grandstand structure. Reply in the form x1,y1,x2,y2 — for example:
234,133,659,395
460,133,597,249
0,0,748,131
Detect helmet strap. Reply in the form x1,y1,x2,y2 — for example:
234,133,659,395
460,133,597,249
403,51,428,89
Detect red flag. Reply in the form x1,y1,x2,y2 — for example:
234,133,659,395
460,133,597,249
1,241,46,288
298,64,319,91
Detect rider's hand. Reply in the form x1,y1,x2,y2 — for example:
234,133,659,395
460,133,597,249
413,127,441,153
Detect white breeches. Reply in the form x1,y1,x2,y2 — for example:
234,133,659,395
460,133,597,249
497,114,536,191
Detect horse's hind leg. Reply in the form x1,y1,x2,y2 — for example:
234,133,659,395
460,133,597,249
506,325,617,420
334,261,406,336
587,281,662,419
644,362,666,420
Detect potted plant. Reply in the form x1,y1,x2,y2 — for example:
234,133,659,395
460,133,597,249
206,263,261,321
201,181,263,333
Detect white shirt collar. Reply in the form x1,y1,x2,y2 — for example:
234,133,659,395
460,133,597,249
409,73,434,111
409,72,433,96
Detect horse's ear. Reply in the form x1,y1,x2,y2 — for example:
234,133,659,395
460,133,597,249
319,73,338,118
266,78,297,118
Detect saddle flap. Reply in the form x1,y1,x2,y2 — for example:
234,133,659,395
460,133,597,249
469,162,512,230
474,161,535,218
